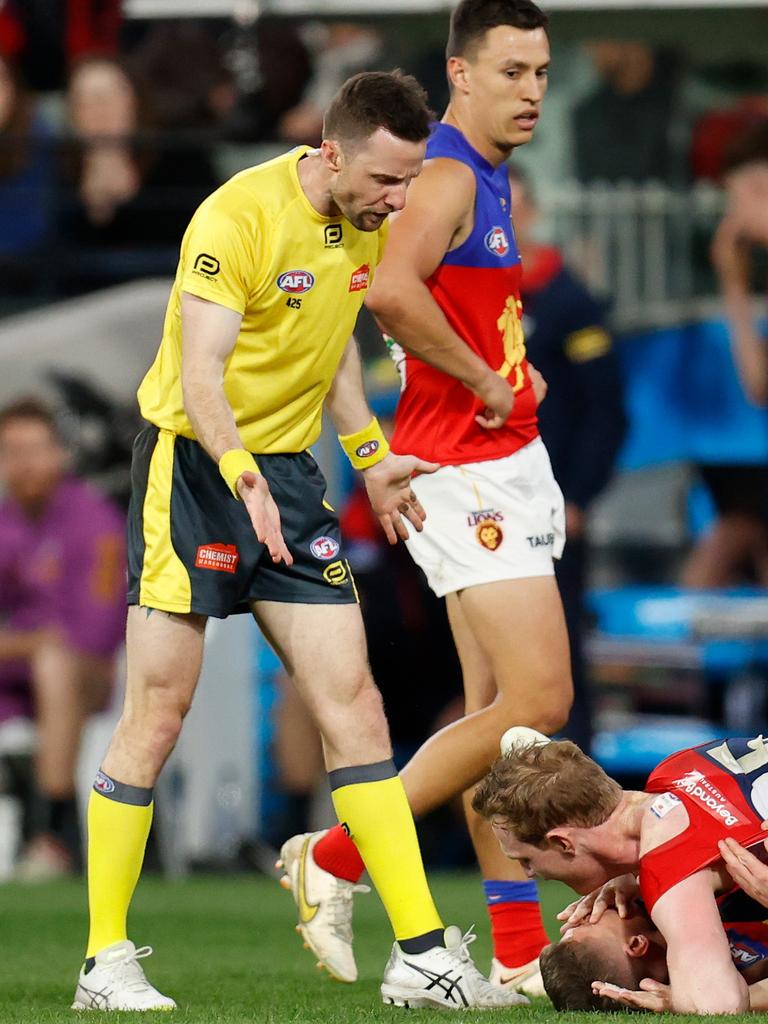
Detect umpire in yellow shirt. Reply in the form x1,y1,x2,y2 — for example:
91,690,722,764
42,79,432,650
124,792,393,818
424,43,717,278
73,71,522,1014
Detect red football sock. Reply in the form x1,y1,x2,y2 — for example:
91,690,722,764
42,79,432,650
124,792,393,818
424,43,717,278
488,900,549,968
313,824,365,883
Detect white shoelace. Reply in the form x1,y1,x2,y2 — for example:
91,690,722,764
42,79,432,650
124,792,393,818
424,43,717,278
106,946,156,993
328,881,370,943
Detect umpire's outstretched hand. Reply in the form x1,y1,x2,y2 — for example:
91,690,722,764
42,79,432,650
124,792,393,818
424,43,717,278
238,470,293,565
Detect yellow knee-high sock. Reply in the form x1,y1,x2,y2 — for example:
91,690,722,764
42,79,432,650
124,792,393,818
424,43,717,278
86,772,154,958
330,761,443,942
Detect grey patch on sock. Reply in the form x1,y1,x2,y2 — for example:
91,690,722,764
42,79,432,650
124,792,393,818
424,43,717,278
93,770,153,806
327,759,397,791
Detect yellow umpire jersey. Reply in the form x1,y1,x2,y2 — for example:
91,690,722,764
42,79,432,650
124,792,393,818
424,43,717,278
137,146,387,453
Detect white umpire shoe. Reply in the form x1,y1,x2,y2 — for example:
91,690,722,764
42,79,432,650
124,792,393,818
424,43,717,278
381,926,530,1009
490,955,546,997
277,830,370,983
71,940,176,1011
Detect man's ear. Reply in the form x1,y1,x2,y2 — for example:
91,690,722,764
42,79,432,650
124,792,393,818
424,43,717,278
447,56,470,95
546,828,576,854
625,934,650,959
320,139,343,173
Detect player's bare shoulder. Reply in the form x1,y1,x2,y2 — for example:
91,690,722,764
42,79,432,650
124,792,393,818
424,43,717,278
403,156,476,250
639,791,691,856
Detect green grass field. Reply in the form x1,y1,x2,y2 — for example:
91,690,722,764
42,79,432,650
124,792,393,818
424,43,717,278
0,872,754,1023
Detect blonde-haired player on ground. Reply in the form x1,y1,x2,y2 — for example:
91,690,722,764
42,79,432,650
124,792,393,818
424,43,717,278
474,732,768,1013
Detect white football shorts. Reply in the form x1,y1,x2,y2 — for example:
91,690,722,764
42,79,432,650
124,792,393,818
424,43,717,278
405,437,566,598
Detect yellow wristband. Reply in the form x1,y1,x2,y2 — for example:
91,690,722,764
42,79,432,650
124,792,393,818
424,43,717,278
219,448,260,498
338,416,390,470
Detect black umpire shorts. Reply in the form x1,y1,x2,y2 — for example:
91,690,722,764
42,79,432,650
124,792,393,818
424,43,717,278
126,427,357,616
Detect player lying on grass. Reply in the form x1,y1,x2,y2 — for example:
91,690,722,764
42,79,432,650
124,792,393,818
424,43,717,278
473,730,768,1014
540,873,768,1012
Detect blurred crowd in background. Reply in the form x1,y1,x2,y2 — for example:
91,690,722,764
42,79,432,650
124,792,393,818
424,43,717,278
1,0,768,878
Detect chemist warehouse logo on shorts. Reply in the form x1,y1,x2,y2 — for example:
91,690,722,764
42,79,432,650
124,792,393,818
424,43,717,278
672,769,743,827
195,543,240,574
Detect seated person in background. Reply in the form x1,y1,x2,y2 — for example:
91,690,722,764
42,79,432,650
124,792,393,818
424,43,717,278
541,878,768,1011
0,51,55,296
60,55,218,290
682,121,768,588
0,398,125,877
473,730,768,1014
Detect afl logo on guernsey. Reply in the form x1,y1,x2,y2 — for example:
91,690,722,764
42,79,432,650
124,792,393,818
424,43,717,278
485,226,510,257
277,270,315,294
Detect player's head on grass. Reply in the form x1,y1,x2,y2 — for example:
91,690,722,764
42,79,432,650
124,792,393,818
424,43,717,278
0,396,67,510
472,738,623,894
540,908,667,1011
321,70,432,232
446,0,550,154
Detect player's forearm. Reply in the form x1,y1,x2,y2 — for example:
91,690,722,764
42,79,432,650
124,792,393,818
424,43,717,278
182,369,244,462
723,285,768,406
367,277,491,390
325,337,375,435
668,958,749,1014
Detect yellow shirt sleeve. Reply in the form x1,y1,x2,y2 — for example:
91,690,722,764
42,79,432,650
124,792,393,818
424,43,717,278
179,185,265,315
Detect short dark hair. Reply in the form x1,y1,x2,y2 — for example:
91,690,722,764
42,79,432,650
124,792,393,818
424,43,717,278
0,397,60,439
323,70,432,148
447,0,549,60
540,940,641,1013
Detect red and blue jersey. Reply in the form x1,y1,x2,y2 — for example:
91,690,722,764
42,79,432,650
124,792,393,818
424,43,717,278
389,122,539,466
640,737,768,914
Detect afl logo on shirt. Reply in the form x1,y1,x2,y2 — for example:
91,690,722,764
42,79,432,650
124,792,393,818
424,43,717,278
277,270,315,294
484,226,510,257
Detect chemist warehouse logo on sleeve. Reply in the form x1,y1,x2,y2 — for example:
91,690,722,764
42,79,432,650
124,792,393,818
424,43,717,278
672,769,745,827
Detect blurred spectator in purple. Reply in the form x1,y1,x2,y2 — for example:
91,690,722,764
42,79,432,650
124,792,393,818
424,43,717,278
278,22,383,146
59,55,218,291
0,398,126,878
682,122,768,587
0,0,122,92
0,52,55,288
573,42,687,184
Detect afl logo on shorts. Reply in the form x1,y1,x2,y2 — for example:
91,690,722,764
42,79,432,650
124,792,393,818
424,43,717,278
476,521,504,550
310,535,340,560
94,771,115,795
277,270,315,294
355,439,379,459
484,226,510,257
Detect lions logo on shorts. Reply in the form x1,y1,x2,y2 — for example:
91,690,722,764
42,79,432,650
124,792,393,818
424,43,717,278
476,521,503,551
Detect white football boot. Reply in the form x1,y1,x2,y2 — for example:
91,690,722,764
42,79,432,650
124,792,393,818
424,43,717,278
277,830,370,983
490,955,546,997
381,926,530,1009
71,940,176,1011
